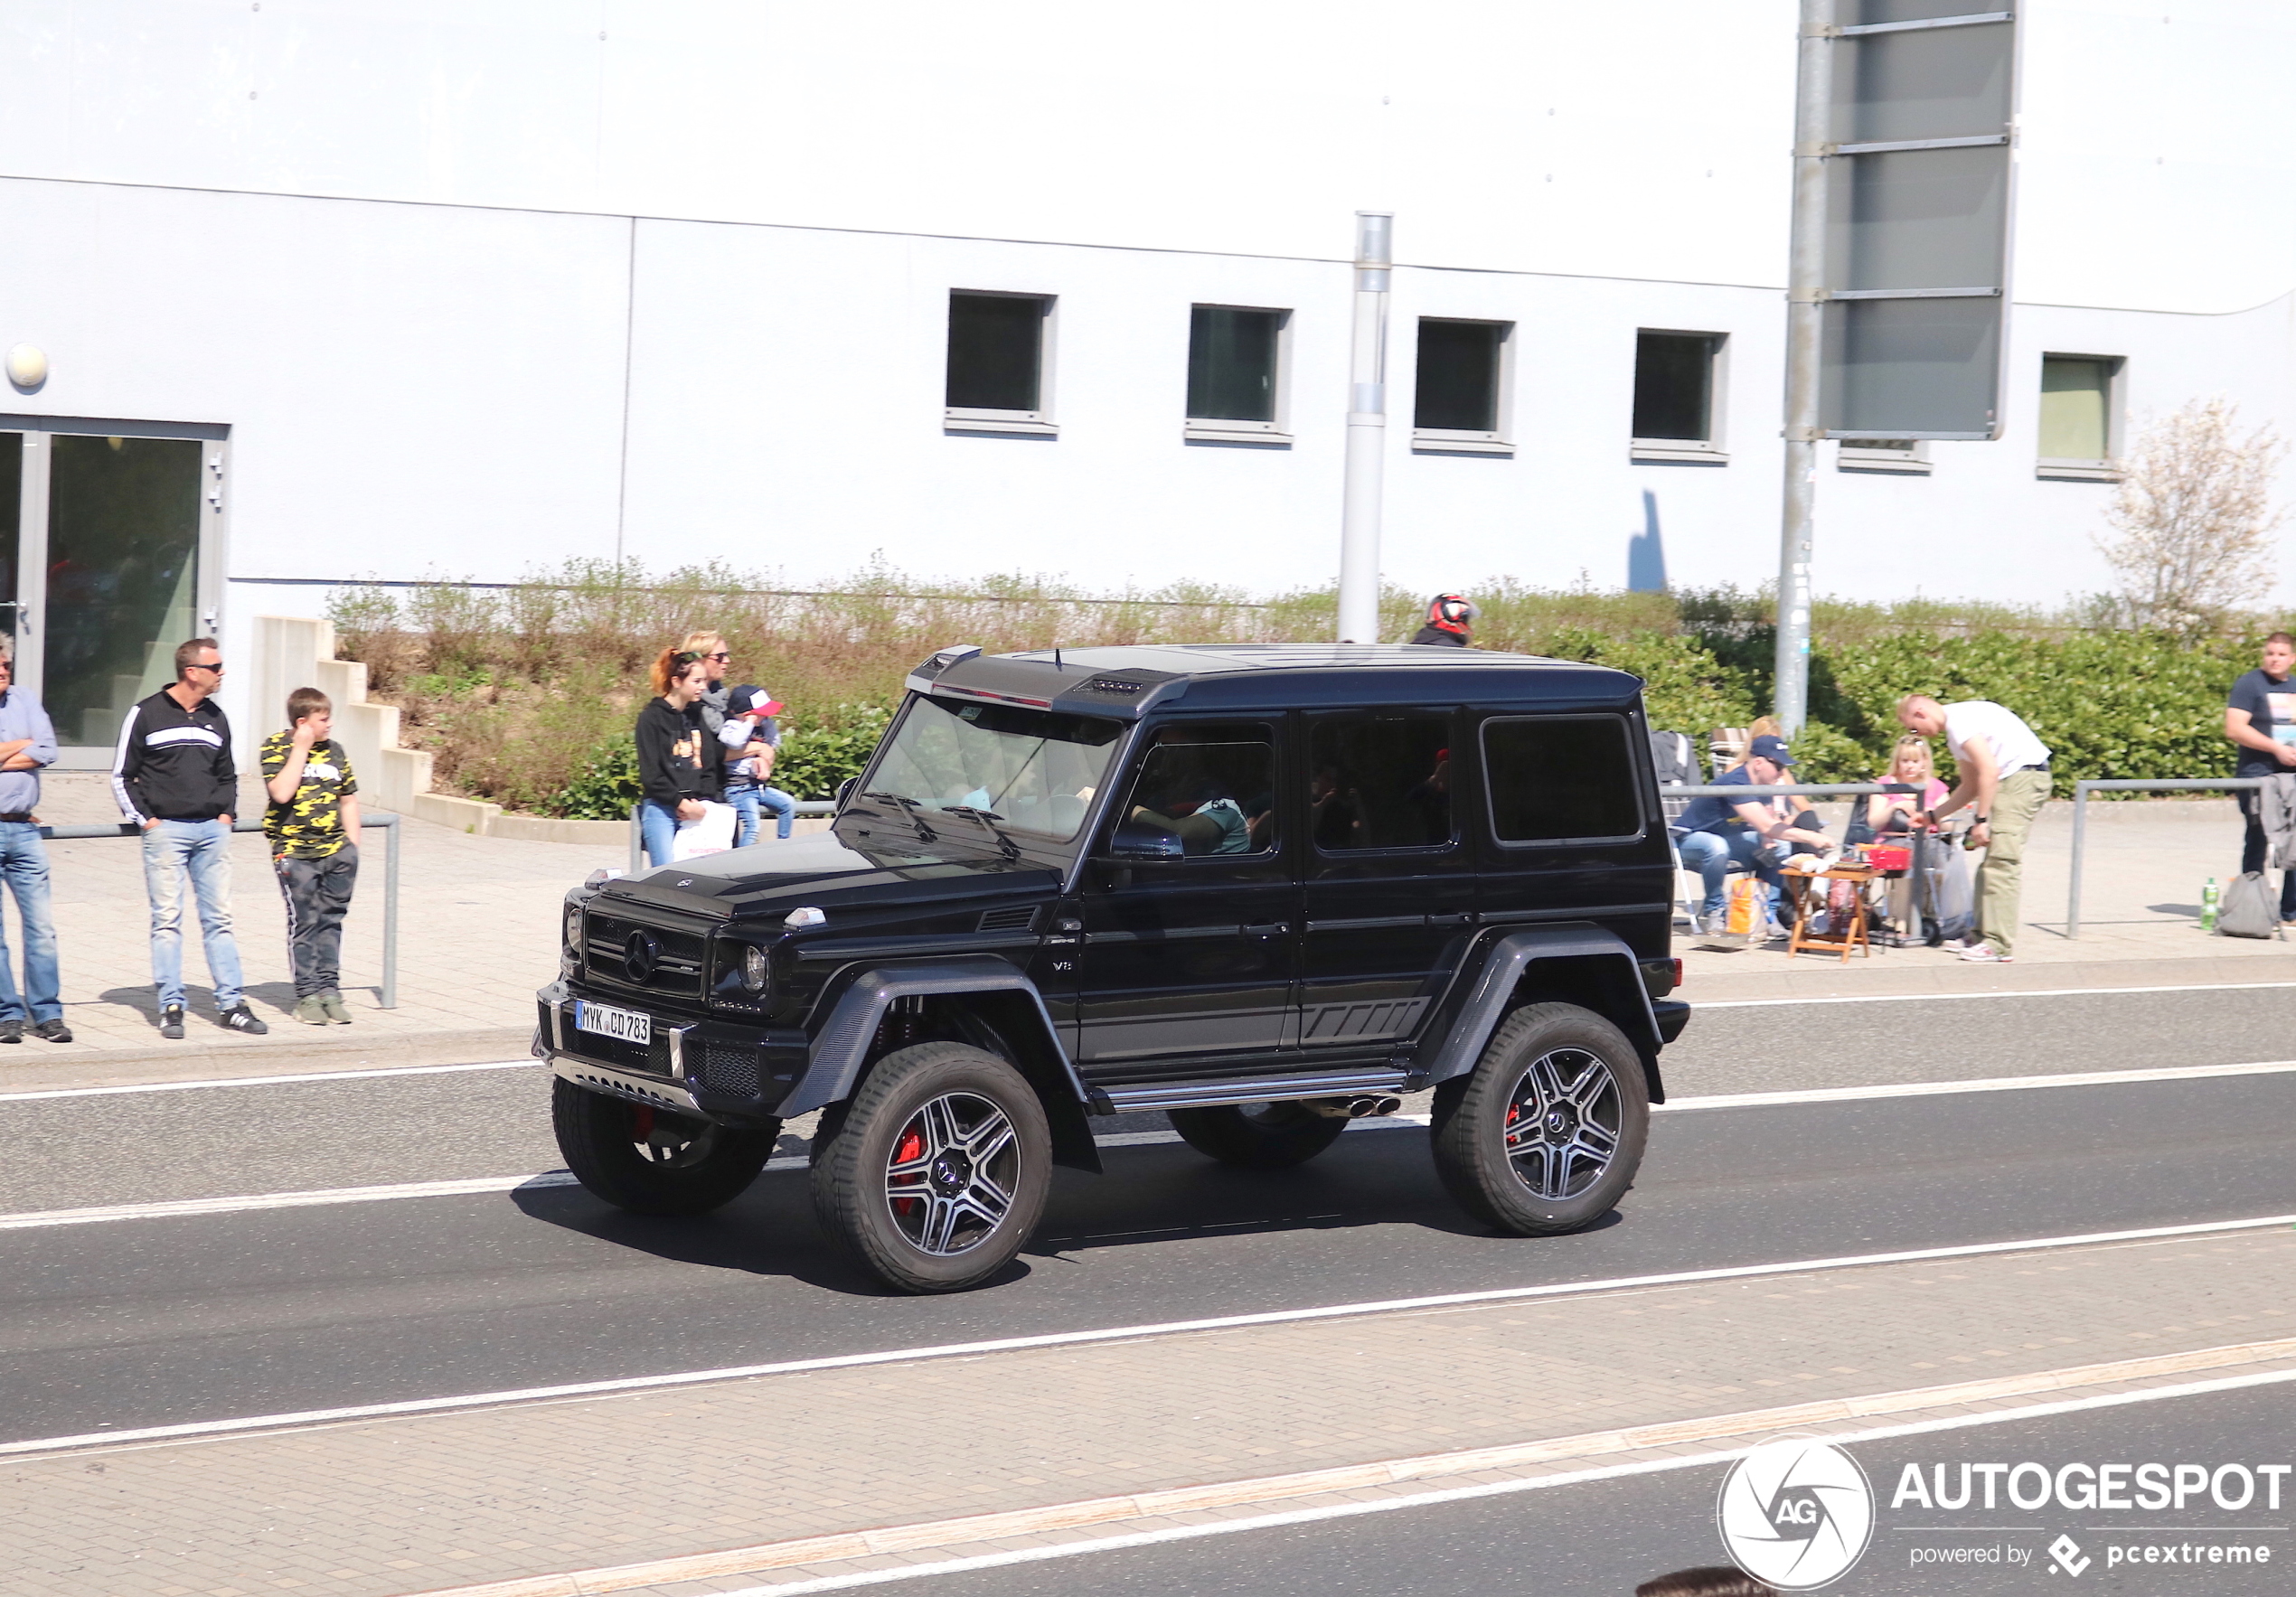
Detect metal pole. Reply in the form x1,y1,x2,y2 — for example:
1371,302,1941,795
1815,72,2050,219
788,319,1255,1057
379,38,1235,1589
1338,211,1392,644
1773,0,1833,733
2065,781,2090,940
628,805,644,874
380,813,400,1009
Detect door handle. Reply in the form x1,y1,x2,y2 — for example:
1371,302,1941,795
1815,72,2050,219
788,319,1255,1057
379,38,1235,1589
1240,922,1290,938
1426,911,1478,928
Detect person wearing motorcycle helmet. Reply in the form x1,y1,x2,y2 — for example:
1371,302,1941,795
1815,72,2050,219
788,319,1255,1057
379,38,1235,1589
1410,592,1478,647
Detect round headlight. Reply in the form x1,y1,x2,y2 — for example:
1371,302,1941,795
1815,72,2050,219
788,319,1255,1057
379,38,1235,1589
564,905,583,954
741,944,771,994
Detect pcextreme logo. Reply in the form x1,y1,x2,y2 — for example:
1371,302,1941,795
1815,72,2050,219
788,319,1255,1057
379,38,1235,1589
1716,1437,1876,1590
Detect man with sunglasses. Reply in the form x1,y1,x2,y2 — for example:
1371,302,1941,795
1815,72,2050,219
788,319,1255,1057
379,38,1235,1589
0,653,66,1042
113,638,268,1038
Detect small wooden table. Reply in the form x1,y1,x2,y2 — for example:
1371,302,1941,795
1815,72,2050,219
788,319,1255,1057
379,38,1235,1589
1782,861,1878,962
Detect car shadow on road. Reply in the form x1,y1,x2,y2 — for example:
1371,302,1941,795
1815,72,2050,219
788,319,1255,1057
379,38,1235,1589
508,1130,1517,1296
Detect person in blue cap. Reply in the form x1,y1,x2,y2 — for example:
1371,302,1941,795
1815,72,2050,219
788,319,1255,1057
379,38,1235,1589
1676,733,1827,937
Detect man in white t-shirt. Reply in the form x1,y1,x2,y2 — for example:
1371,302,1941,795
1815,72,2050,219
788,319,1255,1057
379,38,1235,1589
1896,695,2052,963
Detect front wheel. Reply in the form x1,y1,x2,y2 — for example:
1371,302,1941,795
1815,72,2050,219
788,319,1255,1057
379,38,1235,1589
809,1042,1053,1293
1429,1002,1649,1235
1169,1102,1348,1170
552,1078,778,1216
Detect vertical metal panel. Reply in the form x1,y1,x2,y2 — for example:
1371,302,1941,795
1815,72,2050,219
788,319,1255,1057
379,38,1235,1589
1821,295,2003,436
1816,5,2018,440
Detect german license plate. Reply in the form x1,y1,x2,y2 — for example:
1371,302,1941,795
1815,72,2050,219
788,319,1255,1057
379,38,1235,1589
574,1000,651,1046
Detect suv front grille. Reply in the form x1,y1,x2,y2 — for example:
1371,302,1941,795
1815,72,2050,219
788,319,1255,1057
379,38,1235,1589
581,910,708,996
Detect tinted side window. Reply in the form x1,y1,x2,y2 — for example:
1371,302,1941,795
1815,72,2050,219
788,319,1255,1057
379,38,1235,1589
1117,725,1278,857
1483,717,1643,842
1309,714,1453,851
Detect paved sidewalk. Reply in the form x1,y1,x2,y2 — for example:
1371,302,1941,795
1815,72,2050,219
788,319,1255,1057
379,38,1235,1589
0,775,626,1085
5,1225,2291,1597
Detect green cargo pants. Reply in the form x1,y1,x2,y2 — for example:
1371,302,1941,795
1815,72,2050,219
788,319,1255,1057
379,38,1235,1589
1978,767,2051,957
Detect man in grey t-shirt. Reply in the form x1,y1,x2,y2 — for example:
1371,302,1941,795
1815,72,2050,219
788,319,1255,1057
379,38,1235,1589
2224,631,2296,923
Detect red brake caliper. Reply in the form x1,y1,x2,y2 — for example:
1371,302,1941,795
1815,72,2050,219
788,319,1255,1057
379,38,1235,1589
632,1105,655,1141
891,1123,926,1216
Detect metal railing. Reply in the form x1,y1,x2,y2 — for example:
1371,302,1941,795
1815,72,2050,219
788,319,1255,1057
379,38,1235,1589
2065,777,2263,940
626,800,837,874
42,813,401,1008
1670,783,1916,802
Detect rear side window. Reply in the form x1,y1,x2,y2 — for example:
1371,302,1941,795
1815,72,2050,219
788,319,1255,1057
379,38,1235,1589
1482,716,1644,843
1308,713,1453,851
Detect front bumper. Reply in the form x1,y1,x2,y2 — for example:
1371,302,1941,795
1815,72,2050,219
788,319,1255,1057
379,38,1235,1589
536,980,810,1125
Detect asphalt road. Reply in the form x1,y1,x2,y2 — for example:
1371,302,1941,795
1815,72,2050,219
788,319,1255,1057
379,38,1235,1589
875,1379,2296,1596
3,1063,2292,1442
4,984,2291,1213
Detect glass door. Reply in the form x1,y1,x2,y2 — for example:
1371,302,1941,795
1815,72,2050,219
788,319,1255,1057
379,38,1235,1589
2,426,224,757
42,436,205,748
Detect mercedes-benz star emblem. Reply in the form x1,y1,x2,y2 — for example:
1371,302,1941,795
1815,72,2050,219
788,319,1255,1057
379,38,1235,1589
623,930,660,982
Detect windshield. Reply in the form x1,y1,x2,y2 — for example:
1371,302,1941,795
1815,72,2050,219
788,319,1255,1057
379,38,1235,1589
857,694,1125,848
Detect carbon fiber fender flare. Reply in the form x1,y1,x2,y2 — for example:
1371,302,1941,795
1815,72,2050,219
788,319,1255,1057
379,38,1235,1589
784,956,1099,1170
1421,925,1668,1104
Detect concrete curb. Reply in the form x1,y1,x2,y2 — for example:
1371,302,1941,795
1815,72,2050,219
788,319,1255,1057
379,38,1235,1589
400,1335,2296,1597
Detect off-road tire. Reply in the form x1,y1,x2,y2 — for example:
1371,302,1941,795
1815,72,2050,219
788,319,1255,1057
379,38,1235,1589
1168,1103,1349,1170
1428,1002,1648,1235
552,1077,777,1216
808,1041,1053,1294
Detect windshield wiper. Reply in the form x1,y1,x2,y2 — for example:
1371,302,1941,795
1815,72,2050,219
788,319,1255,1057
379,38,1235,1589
859,790,937,842
939,804,1021,860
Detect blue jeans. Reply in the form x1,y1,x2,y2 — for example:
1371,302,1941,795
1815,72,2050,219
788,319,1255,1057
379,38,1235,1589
0,822,61,1022
142,819,243,1010
639,799,682,868
1678,827,1783,922
726,783,796,846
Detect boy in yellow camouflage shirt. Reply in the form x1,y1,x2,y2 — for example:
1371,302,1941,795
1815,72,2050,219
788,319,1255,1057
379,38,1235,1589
261,687,361,1026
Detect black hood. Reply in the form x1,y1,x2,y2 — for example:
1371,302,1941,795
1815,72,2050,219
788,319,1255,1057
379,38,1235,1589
598,829,1058,923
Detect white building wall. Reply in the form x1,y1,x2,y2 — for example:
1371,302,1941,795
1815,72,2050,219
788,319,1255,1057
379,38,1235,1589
0,0,2288,722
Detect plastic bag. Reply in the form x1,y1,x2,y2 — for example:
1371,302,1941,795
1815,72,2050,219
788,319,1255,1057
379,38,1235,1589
1725,876,1764,937
672,801,738,860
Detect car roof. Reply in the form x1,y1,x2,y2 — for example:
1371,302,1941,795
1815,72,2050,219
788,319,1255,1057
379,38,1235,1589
908,643,1645,719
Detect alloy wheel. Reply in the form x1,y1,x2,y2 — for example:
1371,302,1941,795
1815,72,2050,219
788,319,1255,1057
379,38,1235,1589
884,1091,1021,1256
1500,1047,1622,1201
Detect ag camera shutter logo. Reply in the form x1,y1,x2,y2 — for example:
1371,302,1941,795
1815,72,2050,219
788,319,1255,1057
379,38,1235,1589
1716,1437,1875,1589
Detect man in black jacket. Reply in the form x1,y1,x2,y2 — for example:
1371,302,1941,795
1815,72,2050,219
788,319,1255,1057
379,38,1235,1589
113,638,268,1038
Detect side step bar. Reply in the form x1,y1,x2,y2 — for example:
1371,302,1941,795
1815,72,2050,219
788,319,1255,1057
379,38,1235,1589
1099,1069,1411,1114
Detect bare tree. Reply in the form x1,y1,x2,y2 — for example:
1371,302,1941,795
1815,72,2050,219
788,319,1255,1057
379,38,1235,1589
2096,398,2286,634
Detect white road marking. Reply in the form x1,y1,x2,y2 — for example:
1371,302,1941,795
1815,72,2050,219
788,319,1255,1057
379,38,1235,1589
5,1055,2289,1234
5,1209,2292,1460
1655,1057,2296,1112
710,1363,2296,1595
0,1057,539,1104
1698,979,2296,1009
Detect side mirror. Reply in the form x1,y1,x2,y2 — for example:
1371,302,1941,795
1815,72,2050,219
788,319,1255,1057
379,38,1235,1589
1106,819,1184,860
836,778,858,809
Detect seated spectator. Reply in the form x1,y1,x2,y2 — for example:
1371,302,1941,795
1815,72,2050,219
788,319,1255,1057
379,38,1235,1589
1867,734,1948,836
1675,734,1824,936
1134,778,1253,855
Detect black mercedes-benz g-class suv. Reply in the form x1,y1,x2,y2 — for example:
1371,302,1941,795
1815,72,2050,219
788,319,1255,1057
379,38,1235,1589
538,643,1689,1292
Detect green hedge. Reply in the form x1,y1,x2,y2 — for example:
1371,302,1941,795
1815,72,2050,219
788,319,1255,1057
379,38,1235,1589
547,628,2257,817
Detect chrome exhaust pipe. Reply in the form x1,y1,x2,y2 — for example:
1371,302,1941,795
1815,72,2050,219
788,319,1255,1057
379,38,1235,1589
1303,1094,1406,1120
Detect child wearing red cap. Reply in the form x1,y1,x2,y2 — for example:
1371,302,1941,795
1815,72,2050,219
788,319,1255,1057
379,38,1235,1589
717,686,798,845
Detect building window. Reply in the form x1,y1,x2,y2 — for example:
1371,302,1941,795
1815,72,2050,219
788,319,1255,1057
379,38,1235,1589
1185,306,1289,444
1837,438,1932,475
1412,319,1512,455
946,291,1056,436
1631,330,1727,464
2037,354,2122,480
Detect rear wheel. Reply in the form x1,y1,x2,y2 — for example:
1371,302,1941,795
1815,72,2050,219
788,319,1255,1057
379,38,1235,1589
1169,1102,1348,1170
552,1077,777,1216
1429,1003,1648,1235
809,1041,1053,1293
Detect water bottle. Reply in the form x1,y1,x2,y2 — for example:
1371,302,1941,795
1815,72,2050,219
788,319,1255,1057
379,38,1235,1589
2202,878,2220,933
